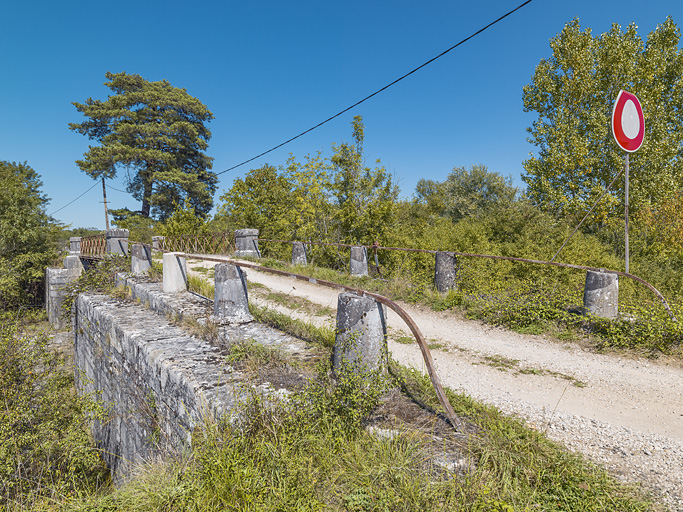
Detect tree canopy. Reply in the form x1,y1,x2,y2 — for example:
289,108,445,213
523,17,683,222
413,164,517,221
0,161,59,309
218,116,397,245
69,72,217,220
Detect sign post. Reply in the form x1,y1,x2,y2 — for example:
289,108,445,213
612,90,644,274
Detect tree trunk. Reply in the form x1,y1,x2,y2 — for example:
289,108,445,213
141,172,153,217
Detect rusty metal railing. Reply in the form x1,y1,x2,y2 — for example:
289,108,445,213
159,232,235,255
257,238,677,321
80,233,106,258
150,247,463,431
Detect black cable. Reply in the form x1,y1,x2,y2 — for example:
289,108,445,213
48,181,100,216
216,0,534,176
106,184,127,193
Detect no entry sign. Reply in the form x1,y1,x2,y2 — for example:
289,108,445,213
612,90,644,152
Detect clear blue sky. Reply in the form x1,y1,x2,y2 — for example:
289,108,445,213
1,0,681,229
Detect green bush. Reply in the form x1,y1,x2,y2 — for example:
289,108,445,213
0,323,108,508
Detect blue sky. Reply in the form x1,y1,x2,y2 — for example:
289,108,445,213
1,0,681,229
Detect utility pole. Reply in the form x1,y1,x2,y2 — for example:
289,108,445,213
102,176,110,229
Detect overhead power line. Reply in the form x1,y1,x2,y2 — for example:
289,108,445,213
216,0,534,176
48,181,100,216
106,184,128,193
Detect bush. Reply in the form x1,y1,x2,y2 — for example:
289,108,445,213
0,323,108,507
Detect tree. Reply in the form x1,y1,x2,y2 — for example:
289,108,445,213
69,72,217,220
523,17,683,222
0,161,59,309
444,164,518,221
218,164,295,237
413,178,448,217
330,116,399,243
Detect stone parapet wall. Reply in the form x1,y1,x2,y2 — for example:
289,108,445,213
73,293,246,482
74,273,318,483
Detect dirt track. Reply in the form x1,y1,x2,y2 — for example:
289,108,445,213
190,259,683,508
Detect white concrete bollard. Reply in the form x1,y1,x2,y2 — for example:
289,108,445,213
131,244,152,274
234,229,260,258
163,252,187,293
106,229,129,255
213,263,253,323
434,251,457,293
333,292,386,376
583,270,619,319
349,246,369,277
292,242,307,266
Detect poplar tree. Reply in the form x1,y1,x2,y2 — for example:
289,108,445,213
69,72,217,219
523,17,683,223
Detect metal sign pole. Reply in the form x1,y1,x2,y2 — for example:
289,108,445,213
625,152,629,274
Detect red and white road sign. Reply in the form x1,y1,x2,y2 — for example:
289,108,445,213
612,90,644,152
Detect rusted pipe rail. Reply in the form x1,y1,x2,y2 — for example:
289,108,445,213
158,249,464,431
257,238,676,321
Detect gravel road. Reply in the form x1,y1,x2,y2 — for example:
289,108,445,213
191,259,683,510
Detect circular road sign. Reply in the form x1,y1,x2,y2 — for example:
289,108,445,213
612,90,645,152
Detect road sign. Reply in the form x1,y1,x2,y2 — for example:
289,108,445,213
612,90,644,152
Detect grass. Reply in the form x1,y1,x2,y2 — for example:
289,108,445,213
26,258,654,511
476,355,587,388
59,306,653,512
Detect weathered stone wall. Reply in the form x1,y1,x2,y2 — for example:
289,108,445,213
73,274,318,483
73,292,246,482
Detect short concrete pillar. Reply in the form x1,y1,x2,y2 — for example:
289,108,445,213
234,229,260,258
45,267,80,329
349,246,368,277
213,263,253,323
292,242,307,266
63,254,84,276
152,236,165,251
434,251,457,293
131,244,152,274
69,236,81,253
106,229,129,255
333,292,386,375
162,252,187,293
584,270,618,319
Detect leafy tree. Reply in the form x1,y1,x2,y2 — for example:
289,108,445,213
157,200,210,236
444,164,518,221
218,164,295,237
70,71,217,220
330,116,399,243
413,178,448,217
523,17,683,222
0,161,59,309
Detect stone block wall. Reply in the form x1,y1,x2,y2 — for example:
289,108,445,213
73,293,246,482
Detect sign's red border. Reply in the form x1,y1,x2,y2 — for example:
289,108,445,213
612,90,644,153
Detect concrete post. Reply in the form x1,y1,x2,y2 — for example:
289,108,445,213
69,236,82,253
333,292,386,376
234,229,260,258
163,252,187,293
434,251,457,293
63,254,84,275
45,267,80,329
131,244,152,274
106,229,129,255
349,246,369,277
213,263,253,323
292,242,307,266
152,236,165,251
583,270,619,319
